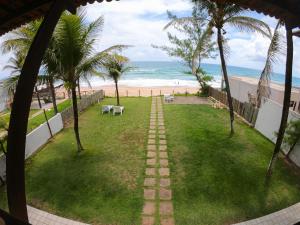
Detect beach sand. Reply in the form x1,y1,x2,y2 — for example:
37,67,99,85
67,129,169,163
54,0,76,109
56,85,200,97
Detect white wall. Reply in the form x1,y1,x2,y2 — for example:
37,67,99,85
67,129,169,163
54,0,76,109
0,113,64,181
255,98,300,166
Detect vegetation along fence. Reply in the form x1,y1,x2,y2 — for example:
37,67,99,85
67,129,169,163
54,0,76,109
60,90,104,124
208,87,259,126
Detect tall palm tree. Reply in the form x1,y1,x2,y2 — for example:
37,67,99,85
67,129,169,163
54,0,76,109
1,20,59,114
50,12,128,152
101,53,133,106
256,20,285,107
184,0,271,134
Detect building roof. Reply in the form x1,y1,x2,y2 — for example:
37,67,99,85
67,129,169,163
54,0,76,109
212,0,300,29
0,0,300,36
0,0,115,36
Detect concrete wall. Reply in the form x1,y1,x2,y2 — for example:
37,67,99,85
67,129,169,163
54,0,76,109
229,78,257,103
0,113,64,181
255,98,300,166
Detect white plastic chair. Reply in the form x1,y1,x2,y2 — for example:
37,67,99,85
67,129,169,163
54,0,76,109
113,106,124,115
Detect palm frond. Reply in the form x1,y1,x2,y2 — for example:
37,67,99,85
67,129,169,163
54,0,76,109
226,16,272,38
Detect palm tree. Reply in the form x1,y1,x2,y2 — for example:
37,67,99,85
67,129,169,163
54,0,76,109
186,0,272,134
101,53,133,106
50,12,128,152
1,20,59,114
257,21,285,107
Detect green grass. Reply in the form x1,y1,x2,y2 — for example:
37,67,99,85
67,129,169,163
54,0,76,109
164,104,300,225
0,97,150,224
27,99,72,133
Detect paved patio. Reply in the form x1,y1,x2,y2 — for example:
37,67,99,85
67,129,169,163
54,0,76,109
233,203,300,225
28,205,89,225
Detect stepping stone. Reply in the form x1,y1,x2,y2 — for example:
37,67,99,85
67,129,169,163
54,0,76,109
149,122,156,126
159,140,167,145
160,159,168,167
159,168,170,177
159,146,167,151
160,152,168,158
148,139,155,144
143,202,156,215
159,188,172,200
160,202,173,216
147,151,156,158
158,122,164,126
145,168,156,176
159,135,166,139
150,119,156,123
159,130,165,134
147,158,156,166
159,126,165,130
148,134,156,139
149,130,155,134
160,178,171,188
144,178,156,187
149,126,155,130
142,216,155,225
144,189,156,200
160,217,175,225
148,145,156,151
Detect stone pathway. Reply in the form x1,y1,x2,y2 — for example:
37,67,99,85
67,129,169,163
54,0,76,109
142,97,175,225
28,205,89,225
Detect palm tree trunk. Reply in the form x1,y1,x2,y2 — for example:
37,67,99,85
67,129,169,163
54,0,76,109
115,80,120,106
35,86,42,109
266,24,293,178
71,87,84,152
77,79,82,100
217,28,235,135
49,78,58,114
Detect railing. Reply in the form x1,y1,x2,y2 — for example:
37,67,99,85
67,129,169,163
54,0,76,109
208,87,259,126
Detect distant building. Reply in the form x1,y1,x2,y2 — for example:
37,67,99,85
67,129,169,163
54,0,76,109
229,76,300,113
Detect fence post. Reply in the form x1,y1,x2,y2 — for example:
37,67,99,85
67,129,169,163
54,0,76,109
139,89,141,97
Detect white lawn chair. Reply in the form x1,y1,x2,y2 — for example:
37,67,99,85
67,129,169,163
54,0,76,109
164,94,174,103
112,106,124,115
102,105,113,114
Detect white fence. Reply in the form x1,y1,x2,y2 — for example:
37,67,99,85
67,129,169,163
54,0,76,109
255,98,300,166
0,113,64,182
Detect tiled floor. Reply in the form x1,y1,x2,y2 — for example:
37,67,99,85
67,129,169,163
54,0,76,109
28,205,89,225
233,203,300,225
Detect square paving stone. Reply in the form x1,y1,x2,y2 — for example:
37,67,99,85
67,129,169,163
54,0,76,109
160,178,171,188
149,126,156,130
160,202,173,216
148,139,155,144
159,140,167,145
143,202,156,215
159,130,165,135
149,122,156,127
159,135,166,139
146,168,156,176
148,145,156,151
159,146,167,151
159,168,170,177
147,151,156,158
148,134,156,139
158,123,164,126
160,159,168,167
159,126,165,130
160,217,175,225
159,188,172,200
144,189,156,200
147,158,156,166
142,216,155,225
144,178,156,187
160,152,168,158
149,130,156,134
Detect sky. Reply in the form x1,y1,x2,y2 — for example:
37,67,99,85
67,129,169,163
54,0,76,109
0,0,300,78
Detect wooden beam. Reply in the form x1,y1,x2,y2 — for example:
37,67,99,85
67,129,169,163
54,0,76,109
6,0,75,222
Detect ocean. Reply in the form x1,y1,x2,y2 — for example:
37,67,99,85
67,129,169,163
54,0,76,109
84,61,300,88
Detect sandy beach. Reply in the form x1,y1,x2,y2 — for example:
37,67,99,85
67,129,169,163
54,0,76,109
56,85,200,97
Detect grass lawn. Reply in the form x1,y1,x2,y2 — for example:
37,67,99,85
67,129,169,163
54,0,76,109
27,99,72,133
0,97,150,224
164,104,300,225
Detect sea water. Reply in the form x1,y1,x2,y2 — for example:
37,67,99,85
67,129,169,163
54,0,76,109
84,61,300,88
